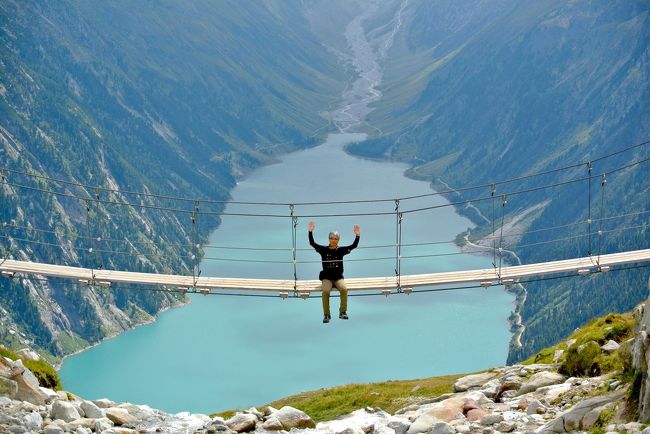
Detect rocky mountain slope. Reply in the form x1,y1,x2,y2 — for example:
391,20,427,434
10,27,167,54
0,0,357,357
3,282,650,433
345,0,650,362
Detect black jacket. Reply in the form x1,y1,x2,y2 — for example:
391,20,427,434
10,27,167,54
309,231,360,281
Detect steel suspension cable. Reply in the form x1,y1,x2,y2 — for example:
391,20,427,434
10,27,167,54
597,174,607,267
3,156,649,219
587,162,593,256
497,195,507,280
1,140,648,208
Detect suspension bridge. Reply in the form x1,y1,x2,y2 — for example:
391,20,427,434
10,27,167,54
0,140,649,298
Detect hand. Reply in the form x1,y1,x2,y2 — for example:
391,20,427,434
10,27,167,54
308,221,315,232
353,224,360,236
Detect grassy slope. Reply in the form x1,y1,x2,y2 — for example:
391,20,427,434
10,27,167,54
216,308,638,422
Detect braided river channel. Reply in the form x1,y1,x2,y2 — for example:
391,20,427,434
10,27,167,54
60,4,514,414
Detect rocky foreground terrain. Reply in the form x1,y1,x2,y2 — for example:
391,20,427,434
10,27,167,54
3,289,650,434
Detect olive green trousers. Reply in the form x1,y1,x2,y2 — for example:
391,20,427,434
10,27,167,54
321,279,348,316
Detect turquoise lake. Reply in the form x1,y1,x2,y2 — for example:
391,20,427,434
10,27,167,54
60,133,514,414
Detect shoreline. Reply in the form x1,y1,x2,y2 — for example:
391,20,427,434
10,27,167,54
56,298,188,371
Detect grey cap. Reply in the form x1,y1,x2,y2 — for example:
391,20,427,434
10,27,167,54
328,231,340,239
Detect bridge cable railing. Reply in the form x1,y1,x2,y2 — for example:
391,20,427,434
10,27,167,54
0,141,648,292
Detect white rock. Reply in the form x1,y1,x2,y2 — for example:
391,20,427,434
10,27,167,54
261,416,284,430
495,421,516,432
406,414,436,434
44,425,65,434
80,400,105,419
225,413,258,432
480,414,504,426
430,421,455,434
14,359,40,389
74,427,92,434
388,419,410,434
526,400,545,415
16,348,40,361
273,406,316,429
105,407,138,426
601,340,620,353
453,372,497,392
94,417,114,432
40,387,59,402
51,400,82,422
480,380,500,398
22,411,43,430
553,350,564,362
264,406,278,416
92,398,116,408
518,372,566,395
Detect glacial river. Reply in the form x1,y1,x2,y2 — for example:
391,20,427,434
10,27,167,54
60,3,514,414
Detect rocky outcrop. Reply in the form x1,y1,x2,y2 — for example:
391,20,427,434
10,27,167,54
633,276,650,422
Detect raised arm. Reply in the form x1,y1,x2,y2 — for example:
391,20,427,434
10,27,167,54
308,221,324,250
342,225,361,252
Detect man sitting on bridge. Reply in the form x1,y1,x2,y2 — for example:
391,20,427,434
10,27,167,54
308,221,360,323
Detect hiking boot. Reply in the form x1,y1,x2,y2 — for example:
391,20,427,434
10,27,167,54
323,314,331,323
339,312,349,320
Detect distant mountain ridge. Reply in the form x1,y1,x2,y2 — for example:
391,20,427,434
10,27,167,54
0,0,355,357
345,0,650,361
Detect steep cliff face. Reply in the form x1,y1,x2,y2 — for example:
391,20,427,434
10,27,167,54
347,0,650,361
0,0,352,356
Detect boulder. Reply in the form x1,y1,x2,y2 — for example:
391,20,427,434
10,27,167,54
0,377,18,398
93,398,116,408
495,421,516,432
68,418,98,429
388,420,410,434
43,425,65,434
260,416,284,431
40,387,59,403
80,400,105,419
539,389,625,432
479,414,503,426
453,372,497,392
16,349,40,361
601,340,620,353
263,406,278,417
225,413,258,432
273,406,316,429
117,403,154,420
94,417,114,432
479,380,499,398
22,411,43,430
582,404,613,430
51,400,82,422
526,399,546,415
100,428,138,434
465,409,488,422
105,407,138,426
406,414,436,434
518,372,566,395
74,428,92,434
430,421,455,434
243,407,264,420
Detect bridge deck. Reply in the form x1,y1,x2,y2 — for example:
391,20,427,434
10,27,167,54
1,249,649,294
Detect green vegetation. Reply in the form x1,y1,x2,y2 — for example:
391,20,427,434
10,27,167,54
352,0,649,364
217,374,462,423
23,359,61,390
523,312,635,379
0,346,62,390
0,0,349,357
